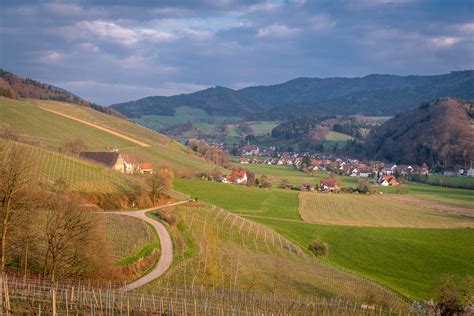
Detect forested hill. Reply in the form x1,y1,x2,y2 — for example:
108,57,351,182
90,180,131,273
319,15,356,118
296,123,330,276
0,69,125,118
111,71,474,118
348,98,474,168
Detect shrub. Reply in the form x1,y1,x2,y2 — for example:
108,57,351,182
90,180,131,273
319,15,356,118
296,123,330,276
433,274,473,315
154,210,177,226
308,240,329,257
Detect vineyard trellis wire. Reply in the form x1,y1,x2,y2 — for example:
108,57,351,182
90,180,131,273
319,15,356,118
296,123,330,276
148,204,410,311
1,139,136,193
0,274,421,315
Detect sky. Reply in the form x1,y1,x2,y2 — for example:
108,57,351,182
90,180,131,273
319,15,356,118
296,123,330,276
1,0,473,105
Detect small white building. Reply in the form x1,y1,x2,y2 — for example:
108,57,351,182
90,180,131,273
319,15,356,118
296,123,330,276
467,168,474,177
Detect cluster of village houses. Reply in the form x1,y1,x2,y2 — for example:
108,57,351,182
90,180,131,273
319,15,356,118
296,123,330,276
79,150,154,175
239,154,432,186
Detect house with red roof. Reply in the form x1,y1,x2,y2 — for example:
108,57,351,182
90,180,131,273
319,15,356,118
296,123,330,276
320,179,340,192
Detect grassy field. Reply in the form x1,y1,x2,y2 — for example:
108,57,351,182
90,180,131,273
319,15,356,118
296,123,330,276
236,163,473,207
133,106,213,131
99,213,160,263
325,131,354,141
173,178,474,300
174,178,301,220
250,217,474,300
418,174,474,189
0,98,134,149
142,203,407,307
248,121,278,136
379,182,474,207
298,192,474,228
0,97,218,175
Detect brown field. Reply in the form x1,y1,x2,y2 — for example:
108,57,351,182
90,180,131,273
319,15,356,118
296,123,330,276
298,192,474,228
382,194,474,218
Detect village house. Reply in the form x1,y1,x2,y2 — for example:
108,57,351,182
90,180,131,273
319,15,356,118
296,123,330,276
79,152,126,173
139,162,154,174
241,145,260,156
80,151,153,174
378,175,399,186
320,179,340,192
226,170,248,185
240,157,250,164
122,154,141,174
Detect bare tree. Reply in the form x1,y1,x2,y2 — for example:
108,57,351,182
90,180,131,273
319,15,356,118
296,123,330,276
59,138,87,156
42,194,106,282
310,125,329,142
147,168,174,206
0,144,34,272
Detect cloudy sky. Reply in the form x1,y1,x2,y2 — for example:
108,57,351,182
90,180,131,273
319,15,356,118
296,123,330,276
1,0,473,105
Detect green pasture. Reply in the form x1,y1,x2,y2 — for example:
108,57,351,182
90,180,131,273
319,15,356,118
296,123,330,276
173,178,301,220
250,217,474,300
379,182,474,207
132,106,213,130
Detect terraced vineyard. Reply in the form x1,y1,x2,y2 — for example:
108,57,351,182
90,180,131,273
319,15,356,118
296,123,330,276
298,192,474,228
99,213,159,261
0,97,219,175
143,204,408,309
1,140,135,192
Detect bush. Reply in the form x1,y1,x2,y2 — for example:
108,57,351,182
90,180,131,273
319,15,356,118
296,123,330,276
308,240,329,257
433,274,473,315
154,210,177,226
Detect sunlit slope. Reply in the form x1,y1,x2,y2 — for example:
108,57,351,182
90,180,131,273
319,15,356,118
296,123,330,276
0,97,217,174
0,139,135,192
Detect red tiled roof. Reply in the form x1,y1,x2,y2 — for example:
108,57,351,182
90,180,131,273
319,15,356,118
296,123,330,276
139,162,153,170
320,179,336,187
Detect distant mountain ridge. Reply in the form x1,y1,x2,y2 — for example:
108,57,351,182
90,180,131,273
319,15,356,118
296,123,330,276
111,71,474,118
0,69,125,118
348,98,474,168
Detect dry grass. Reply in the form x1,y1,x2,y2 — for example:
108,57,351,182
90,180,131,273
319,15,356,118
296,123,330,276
142,203,408,308
298,192,474,228
382,194,474,218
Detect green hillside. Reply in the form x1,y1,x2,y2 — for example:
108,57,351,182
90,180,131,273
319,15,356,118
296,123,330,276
0,97,218,175
1,139,135,192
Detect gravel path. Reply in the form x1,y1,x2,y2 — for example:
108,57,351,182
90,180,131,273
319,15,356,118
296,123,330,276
113,201,189,291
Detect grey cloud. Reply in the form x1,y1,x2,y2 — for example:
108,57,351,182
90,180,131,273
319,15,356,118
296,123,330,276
1,0,472,105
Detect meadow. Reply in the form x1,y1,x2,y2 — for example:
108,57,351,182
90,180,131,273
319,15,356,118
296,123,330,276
247,121,278,136
298,192,474,228
132,106,214,131
325,131,354,141
173,178,474,300
249,217,474,300
379,182,474,207
173,178,301,220
238,163,473,207
417,174,474,190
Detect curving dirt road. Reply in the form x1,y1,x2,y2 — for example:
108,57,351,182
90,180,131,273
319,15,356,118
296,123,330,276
113,201,189,292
